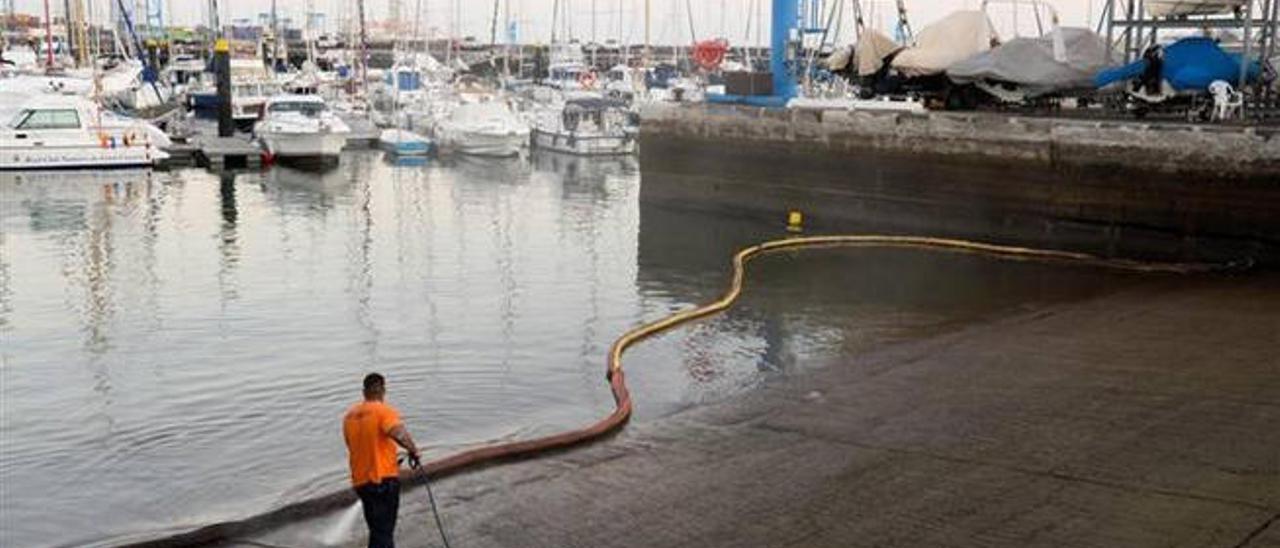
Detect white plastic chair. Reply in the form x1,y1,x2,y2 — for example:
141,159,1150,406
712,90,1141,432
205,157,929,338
1208,80,1243,121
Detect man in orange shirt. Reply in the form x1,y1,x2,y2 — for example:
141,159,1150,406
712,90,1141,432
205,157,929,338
344,373,422,548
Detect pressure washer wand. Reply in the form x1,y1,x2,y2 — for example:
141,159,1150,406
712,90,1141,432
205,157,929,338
409,456,453,548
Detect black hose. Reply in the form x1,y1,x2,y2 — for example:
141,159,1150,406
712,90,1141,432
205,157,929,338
412,460,453,548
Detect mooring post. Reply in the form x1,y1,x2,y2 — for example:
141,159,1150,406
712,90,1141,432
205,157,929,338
145,39,159,80
215,38,233,138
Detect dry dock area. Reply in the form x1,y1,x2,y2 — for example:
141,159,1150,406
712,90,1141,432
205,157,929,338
231,273,1280,548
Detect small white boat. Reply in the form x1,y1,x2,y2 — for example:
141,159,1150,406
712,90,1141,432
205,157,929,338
434,101,530,157
378,128,433,156
532,98,638,156
254,94,350,164
0,94,171,170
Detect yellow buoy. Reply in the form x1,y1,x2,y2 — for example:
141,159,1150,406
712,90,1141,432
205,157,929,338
787,210,804,232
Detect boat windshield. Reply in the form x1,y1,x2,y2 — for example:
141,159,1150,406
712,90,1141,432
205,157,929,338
269,101,327,115
8,108,80,130
7,110,30,129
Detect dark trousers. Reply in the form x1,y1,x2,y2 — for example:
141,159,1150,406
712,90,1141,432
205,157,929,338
356,478,400,548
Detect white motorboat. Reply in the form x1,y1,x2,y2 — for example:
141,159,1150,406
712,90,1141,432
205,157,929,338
531,98,638,156
254,94,350,164
0,94,171,170
434,101,530,157
378,128,433,156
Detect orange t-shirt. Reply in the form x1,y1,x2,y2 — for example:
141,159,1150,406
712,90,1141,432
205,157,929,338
343,400,404,487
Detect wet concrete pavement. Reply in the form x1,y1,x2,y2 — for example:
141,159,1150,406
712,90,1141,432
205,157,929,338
232,275,1280,548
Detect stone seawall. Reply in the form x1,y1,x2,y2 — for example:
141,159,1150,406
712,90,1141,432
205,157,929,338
638,104,1280,265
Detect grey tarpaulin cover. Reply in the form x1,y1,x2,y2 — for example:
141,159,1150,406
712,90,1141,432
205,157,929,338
946,27,1118,97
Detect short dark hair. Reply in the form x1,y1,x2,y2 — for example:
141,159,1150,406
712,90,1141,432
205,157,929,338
363,373,386,396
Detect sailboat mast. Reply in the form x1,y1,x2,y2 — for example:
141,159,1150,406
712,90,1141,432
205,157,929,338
270,0,279,68
565,0,573,41
413,0,422,57
503,0,511,77
491,0,500,45
76,0,88,67
43,0,54,69
89,0,98,59
305,0,316,67
720,0,725,38
644,0,650,64
357,0,367,88
63,0,72,64
619,0,627,64
551,0,559,42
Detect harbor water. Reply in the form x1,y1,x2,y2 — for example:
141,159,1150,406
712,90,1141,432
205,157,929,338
1,151,1143,547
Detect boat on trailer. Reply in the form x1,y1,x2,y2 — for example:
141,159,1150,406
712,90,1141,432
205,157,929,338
0,94,171,170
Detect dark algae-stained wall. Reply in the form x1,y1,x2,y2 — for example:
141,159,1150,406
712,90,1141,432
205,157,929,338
639,105,1280,265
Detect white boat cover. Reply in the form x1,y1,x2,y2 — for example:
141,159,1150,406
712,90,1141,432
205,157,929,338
947,28,1118,96
1145,0,1246,16
440,102,528,136
824,46,853,72
891,11,998,77
854,30,902,76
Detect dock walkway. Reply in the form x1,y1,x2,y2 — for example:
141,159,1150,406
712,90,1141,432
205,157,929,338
191,136,263,170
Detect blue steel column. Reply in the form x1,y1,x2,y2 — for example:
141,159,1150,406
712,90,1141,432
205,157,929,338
771,0,799,100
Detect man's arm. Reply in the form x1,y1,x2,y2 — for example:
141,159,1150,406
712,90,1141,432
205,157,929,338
388,424,421,462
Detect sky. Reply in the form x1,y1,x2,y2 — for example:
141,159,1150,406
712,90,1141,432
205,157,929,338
16,0,1102,46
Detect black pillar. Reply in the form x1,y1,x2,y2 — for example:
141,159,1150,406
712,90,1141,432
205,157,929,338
215,38,233,138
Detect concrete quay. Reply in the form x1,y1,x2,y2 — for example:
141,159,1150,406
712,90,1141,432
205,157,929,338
230,273,1280,548
639,105,1280,265
641,104,1280,179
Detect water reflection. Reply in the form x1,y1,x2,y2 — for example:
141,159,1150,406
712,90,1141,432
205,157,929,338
348,168,379,369
0,236,10,330
624,199,1140,412
218,172,240,304
0,151,1139,547
261,163,352,215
